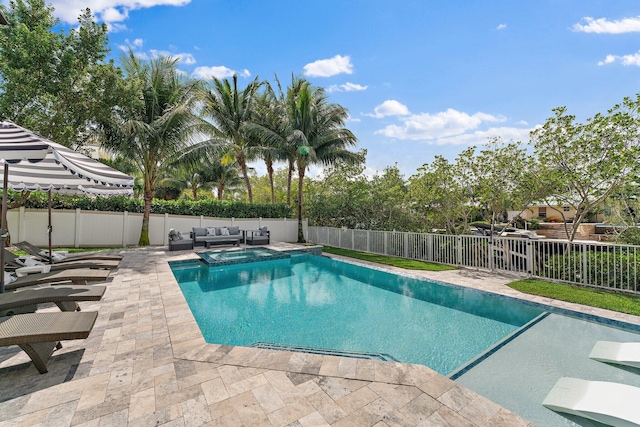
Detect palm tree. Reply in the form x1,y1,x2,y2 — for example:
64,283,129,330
209,161,243,200
200,74,262,203
99,50,203,245
287,79,359,242
247,89,290,204
244,76,299,205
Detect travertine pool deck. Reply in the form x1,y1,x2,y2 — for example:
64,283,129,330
2,245,638,426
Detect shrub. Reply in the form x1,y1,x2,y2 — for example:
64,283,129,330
16,191,293,218
528,218,541,230
618,227,640,246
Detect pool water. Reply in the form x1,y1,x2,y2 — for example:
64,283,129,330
171,253,543,375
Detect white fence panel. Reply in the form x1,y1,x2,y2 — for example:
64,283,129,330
6,207,303,248
308,226,640,295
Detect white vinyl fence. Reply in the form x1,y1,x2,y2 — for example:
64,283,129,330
308,226,640,295
7,207,305,248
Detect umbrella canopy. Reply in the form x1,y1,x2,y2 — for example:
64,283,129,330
0,121,135,292
0,121,133,195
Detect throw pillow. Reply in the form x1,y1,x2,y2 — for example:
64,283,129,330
206,227,216,236
168,229,179,241
259,227,268,236
220,227,230,236
177,231,185,240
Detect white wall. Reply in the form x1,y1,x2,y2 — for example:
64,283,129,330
7,207,304,247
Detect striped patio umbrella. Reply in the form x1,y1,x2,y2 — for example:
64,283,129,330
0,121,135,292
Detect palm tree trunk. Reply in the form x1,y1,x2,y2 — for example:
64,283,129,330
297,163,305,243
266,159,275,204
139,188,153,246
218,183,224,200
237,156,253,203
287,159,295,205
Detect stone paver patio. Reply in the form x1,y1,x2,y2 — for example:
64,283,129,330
2,244,638,426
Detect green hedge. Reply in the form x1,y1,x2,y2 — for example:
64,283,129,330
14,191,292,218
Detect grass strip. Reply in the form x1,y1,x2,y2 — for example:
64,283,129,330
508,279,640,317
322,246,456,271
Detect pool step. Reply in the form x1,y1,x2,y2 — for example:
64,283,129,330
250,342,399,362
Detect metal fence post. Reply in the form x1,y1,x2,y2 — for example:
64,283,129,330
404,232,409,258
367,230,370,252
457,236,463,266
352,229,355,250
582,241,588,286
526,241,534,277
384,232,388,255
427,234,433,261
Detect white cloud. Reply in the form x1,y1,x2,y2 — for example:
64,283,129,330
367,100,410,118
303,55,353,77
147,49,195,65
496,24,507,30
192,66,251,80
50,0,191,25
598,51,640,66
327,82,368,92
375,108,506,140
573,16,640,34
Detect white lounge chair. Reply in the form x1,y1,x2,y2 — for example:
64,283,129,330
589,341,640,368
542,377,640,427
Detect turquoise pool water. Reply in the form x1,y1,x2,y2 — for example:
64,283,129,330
171,253,543,375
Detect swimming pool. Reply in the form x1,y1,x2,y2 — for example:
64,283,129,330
170,253,544,375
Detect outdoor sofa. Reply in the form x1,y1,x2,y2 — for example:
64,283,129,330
191,226,243,247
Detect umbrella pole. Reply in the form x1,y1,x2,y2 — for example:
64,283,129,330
48,188,52,264
0,162,7,293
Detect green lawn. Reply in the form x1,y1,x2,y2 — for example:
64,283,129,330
508,279,640,317
322,246,457,271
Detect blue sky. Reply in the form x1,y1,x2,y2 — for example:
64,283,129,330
44,0,640,178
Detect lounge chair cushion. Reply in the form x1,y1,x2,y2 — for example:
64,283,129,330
4,271,15,284
16,265,51,276
15,256,43,267
39,251,67,261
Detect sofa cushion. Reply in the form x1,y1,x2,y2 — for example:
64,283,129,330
193,227,207,237
228,226,240,235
